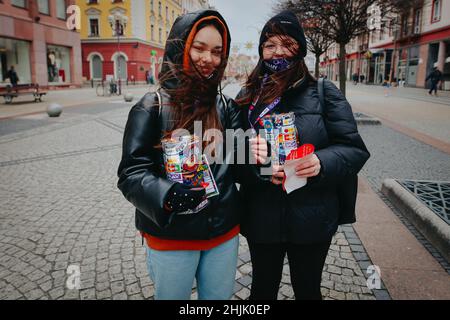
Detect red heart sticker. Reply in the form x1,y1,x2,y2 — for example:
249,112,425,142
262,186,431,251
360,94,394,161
287,144,315,161
201,182,209,188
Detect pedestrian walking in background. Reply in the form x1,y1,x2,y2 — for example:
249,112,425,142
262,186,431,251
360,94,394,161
236,10,370,300
6,65,19,87
426,66,442,96
359,74,365,84
352,73,359,85
117,10,244,300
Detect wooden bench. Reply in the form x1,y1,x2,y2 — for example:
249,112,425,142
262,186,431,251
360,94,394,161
0,84,47,104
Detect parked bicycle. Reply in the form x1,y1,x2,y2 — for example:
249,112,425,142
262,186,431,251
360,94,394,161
96,80,120,97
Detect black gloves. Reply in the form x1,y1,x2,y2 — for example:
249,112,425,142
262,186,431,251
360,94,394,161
165,183,207,213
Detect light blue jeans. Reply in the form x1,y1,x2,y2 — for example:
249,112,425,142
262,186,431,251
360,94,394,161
146,235,239,300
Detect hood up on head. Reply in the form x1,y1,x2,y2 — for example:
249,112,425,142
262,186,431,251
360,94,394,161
159,10,231,91
258,10,307,59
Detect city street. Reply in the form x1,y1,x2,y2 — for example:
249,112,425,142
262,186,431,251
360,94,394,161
0,82,449,300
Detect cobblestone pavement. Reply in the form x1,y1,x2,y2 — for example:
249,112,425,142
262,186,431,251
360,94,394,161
0,96,380,300
358,125,450,274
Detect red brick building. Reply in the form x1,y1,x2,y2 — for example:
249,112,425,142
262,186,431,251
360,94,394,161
320,0,450,90
0,0,82,88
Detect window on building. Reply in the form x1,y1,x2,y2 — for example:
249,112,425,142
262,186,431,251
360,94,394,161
37,0,49,14
47,45,71,83
432,0,441,23
56,0,66,19
88,0,99,4
166,6,168,19
414,10,421,33
89,18,99,37
402,14,409,36
159,27,162,43
150,0,153,11
115,21,124,36
158,2,162,16
151,24,155,41
11,0,26,8
172,10,175,23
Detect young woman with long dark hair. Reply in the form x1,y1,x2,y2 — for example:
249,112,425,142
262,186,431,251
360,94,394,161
117,10,243,300
236,10,370,300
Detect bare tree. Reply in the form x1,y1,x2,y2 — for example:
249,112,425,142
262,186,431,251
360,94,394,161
275,0,382,96
307,27,334,78
277,1,333,78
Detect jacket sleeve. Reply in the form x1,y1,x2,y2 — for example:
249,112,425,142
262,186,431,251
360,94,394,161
227,92,272,186
117,94,176,228
312,80,370,186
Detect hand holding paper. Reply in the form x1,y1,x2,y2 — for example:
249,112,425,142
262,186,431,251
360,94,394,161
282,144,316,194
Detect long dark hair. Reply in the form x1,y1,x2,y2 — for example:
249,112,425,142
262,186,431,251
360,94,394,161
159,19,228,141
236,24,316,107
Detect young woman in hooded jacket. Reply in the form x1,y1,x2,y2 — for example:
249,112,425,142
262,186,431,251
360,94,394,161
236,10,370,300
117,10,244,300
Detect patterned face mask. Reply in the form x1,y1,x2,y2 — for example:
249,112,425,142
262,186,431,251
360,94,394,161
263,58,293,73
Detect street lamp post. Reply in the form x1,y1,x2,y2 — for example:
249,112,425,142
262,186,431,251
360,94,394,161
108,13,128,96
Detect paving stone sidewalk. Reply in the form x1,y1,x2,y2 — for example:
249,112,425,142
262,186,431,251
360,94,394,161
0,102,379,300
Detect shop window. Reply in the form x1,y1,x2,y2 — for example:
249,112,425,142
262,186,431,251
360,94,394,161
47,45,71,84
0,38,31,84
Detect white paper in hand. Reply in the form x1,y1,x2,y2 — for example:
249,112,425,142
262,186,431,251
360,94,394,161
283,154,313,194
282,144,315,194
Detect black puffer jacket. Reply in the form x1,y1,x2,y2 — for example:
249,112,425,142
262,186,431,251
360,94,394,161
117,10,243,240
237,77,370,244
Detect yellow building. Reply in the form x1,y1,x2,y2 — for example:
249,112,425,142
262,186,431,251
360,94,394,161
77,0,182,82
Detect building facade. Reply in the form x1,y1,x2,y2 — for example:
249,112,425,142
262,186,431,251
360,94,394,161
320,0,450,90
0,0,82,87
181,0,209,15
78,0,182,83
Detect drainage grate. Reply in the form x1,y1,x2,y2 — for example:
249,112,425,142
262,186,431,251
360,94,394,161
398,180,450,225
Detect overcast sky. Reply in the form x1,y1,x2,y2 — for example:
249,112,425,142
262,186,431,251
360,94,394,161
209,0,276,56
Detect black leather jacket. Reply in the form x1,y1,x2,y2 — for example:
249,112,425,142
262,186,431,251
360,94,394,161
117,10,243,240
237,78,370,244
